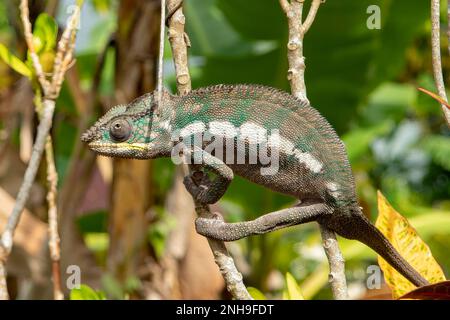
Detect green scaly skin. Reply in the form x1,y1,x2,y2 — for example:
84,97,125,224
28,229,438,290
82,84,428,288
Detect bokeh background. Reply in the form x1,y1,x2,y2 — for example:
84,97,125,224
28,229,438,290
0,0,448,299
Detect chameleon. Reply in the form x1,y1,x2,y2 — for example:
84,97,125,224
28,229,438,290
81,84,428,287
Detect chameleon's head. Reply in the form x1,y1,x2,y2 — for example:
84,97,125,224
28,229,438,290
81,91,173,159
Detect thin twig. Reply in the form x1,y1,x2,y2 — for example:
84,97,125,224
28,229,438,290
35,92,63,300
280,0,348,300
447,0,450,57
281,0,307,101
279,0,290,13
166,0,252,300
319,226,347,299
0,99,55,300
51,4,81,97
19,0,50,92
431,0,450,127
156,0,166,107
167,0,191,94
301,0,322,34
44,136,63,300
0,0,82,300
0,258,7,299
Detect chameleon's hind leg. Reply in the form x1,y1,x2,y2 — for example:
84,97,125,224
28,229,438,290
195,201,332,242
182,146,234,204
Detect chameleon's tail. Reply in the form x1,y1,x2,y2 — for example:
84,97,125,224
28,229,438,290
327,211,429,287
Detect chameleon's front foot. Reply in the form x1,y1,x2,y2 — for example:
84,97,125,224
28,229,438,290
183,171,224,204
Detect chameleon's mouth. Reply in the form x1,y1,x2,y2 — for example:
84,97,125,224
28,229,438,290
88,141,147,151
87,141,149,158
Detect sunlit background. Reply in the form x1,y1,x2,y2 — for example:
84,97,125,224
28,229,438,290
0,0,448,299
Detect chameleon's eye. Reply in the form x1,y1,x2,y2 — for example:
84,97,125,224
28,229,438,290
109,118,132,142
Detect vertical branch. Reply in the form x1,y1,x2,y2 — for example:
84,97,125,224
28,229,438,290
447,0,450,56
36,92,63,300
44,137,63,300
166,0,252,300
431,0,450,127
0,0,82,300
279,0,349,300
0,99,56,300
318,229,347,299
156,0,166,107
319,226,347,299
283,0,307,101
167,0,191,95
19,0,50,93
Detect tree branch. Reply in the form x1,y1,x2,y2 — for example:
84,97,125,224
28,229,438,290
44,136,63,300
431,0,450,127
280,0,349,300
280,0,307,101
319,226,348,299
165,0,251,300
167,0,191,95
19,0,50,92
278,0,291,17
0,0,82,300
301,0,322,34
156,0,167,108
447,0,450,57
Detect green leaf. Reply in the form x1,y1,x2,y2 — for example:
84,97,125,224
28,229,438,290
0,43,32,78
92,0,112,13
70,284,106,300
343,121,392,163
185,0,275,58
147,207,177,259
422,135,450,171
76,210,108,234
247,287,267,300
217,0,286,40
190,0,429,133
33,13,58,53
362,82,417,125
84,233,109,253
284,272,304,300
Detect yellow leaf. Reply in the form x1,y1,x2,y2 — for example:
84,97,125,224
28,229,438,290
0,43,32,78
375,191,446,298
283,272,304,300
247,287,266,300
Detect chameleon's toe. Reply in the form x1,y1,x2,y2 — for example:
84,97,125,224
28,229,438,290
183,175,200,195
196,189,221,204
183,172,220,204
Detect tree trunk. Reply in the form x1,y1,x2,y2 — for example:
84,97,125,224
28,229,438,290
107,0,159,286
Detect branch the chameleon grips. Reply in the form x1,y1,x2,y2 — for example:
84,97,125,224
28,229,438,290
279,0,349,299
165,0,252,300
418,87,450,110
81,0,431,300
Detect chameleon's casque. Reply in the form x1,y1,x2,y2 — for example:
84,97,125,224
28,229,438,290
82,84,428,288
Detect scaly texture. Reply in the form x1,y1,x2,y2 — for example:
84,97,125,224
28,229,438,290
82,84,429,288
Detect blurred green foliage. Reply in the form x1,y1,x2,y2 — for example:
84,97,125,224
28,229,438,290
70,284,106,300
0,0,448,299
182,0,450,298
